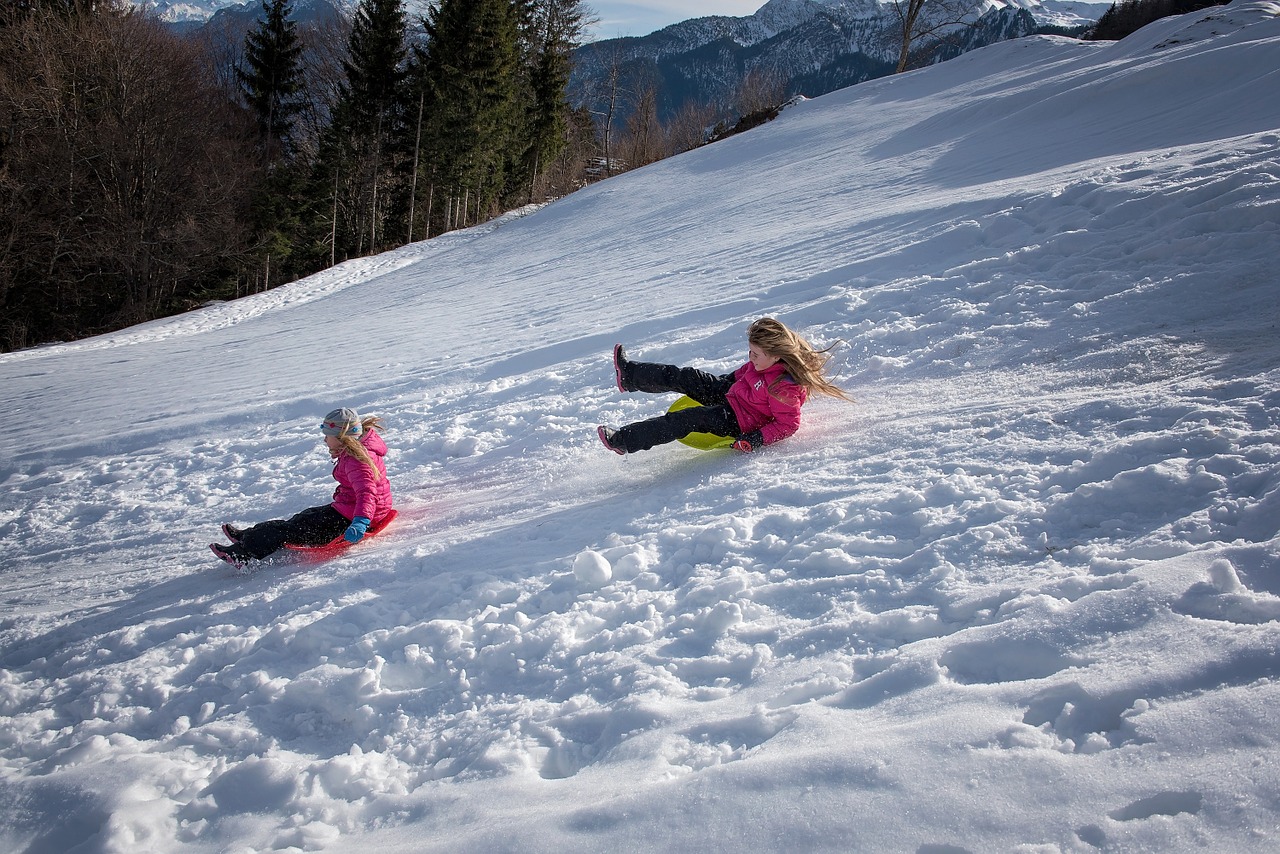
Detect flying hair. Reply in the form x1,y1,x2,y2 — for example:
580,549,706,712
747,317,852,402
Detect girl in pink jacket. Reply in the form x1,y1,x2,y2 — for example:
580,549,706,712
211,408,394,567
598,318,849,455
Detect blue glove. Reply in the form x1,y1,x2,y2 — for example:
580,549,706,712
344,516,371,543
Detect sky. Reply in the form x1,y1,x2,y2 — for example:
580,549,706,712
586,0,766,38
2,1,1280,851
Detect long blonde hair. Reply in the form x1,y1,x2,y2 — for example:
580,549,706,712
748,317,851,401
333,416,385,481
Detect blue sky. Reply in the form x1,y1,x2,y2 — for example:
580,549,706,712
586,0,765,39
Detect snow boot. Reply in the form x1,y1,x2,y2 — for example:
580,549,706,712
613,344,635,392
222,523,247,543
598,425,627,455
210,542,252,567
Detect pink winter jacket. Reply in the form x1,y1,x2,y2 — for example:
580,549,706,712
726,361,808,446
330,430,394,523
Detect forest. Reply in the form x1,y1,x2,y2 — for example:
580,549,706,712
0,0,757,352
1089,0,1228,40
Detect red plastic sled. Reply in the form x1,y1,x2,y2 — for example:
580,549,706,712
285,509,398,556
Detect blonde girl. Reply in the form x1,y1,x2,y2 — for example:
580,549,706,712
211,408,394,566
599,317,849,455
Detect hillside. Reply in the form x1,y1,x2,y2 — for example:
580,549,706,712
2,2,1279,851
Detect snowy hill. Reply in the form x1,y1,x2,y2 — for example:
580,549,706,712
2,2,1280,851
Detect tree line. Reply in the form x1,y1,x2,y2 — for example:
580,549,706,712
0,0,609,351
2,0,1041,351
1089,0,1228,39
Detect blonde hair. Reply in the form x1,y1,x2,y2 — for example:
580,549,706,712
748,317,851,401
333,416,386,481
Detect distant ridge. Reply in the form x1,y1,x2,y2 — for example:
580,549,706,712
569,0,1109,122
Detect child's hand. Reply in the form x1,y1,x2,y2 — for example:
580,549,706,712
344,516,372,543
732,431,764,453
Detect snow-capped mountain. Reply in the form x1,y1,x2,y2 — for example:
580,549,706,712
1003,0,1118,28
142,0,1108,42
140,0,249,25
569,0,1107,123
148,0,350,33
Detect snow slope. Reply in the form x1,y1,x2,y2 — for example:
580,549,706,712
2,2,1279,851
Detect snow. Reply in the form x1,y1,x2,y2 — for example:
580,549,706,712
3,2,1280,851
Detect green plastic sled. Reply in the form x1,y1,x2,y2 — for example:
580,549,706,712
668,395,735,450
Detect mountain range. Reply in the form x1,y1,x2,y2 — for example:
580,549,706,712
569,0,1112,121
147,0,1112,122
148,0,345,33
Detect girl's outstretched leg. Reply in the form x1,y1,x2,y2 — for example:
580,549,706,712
614,345,734,404
602,403,740,454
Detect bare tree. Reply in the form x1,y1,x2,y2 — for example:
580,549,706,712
618,84,666,168
537,104,595,196
666,99,718,155
588,46,628,176
293,7,353,162
887,0,985,73
0,4,258,349
577,41,663,177
735,66,786,119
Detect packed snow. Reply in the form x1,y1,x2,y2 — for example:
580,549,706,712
3,2,1279,851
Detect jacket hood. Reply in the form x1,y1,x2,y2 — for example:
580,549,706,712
360,429,388,458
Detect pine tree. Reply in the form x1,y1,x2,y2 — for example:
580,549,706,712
518,0,591,203
340,0,407,136
312,0,408,261
238,0,304,161
416,0,521,231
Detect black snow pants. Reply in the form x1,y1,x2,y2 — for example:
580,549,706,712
239,504,350,559
612,360,743,453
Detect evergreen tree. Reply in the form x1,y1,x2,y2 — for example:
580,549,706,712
238,0,304,161
518,0,591,203
310,0,408,262
1090,0,1226,40
340,0,407,135
416,0,520,231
